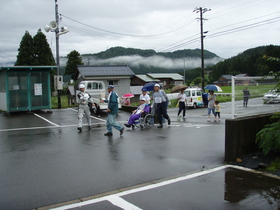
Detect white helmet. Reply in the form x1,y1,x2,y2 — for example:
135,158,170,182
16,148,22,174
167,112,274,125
79,84,85,89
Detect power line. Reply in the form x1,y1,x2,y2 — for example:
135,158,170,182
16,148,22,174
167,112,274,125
60,13,192,37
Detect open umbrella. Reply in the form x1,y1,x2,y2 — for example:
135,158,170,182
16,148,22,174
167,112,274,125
122,93,134,98
142,82,162,91
171,84,188,93
204,84,223,92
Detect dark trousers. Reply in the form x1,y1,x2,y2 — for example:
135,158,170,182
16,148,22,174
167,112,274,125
157,102,169,124
177,102,186,117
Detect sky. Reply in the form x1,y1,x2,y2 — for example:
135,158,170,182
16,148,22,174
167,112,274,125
0,0,280,67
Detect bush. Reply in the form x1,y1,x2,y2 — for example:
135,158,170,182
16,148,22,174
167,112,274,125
256,112,280,154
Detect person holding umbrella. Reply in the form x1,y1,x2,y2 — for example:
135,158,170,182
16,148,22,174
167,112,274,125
207,90,216,122
204,84,222,122
152,84,171,128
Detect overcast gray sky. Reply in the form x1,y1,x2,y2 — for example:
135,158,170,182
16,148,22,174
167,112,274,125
1,0,279,66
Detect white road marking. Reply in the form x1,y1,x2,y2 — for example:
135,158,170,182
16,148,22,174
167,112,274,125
34,113,59,126
50,165,229,210
107,195,143,210
67,108,106,122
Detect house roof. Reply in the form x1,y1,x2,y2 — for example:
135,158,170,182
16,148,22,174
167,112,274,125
221,75,233,80
146,73,184,80
235,74,248,77
77,65,135,77
135,74,160,82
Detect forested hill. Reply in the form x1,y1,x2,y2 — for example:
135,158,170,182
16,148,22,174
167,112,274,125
83,46,218,59
80,46,221,74
209,45,280,82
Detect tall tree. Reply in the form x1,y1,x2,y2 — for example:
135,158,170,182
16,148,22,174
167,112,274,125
65,50,84,79
15,31,34,66
33,29,55,65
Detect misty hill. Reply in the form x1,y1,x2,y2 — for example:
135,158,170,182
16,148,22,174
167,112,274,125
209,45,280,82
79,47,223,74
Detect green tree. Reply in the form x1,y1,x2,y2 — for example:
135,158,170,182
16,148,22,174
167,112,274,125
33,29,55,66
65,50,84,79
15,31,34,66
192,77,202,86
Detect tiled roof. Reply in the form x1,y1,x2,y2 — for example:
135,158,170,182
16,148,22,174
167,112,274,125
146,73,184,80
135,74,160,82
77,65,135,76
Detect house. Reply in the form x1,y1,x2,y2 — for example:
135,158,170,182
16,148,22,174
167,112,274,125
214,74,258,86
213,75,233,86
130,73,184,88
76,65,135,96
235,74,256,86
130,74,160,86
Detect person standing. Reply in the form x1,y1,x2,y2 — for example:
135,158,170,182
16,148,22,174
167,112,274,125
139,88,151,104
214,100,221,122
207,90,216,122
243,87,250,107
101,85,124,136
77,84,92,132
153,84,171,128
177,88,187,121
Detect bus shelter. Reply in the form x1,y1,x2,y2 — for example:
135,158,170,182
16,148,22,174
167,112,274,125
0,66,56,113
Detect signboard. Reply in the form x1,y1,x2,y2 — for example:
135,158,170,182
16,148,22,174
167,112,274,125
34,83,42,96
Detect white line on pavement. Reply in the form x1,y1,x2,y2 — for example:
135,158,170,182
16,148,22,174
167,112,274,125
34,113,59,126
67,108,107,122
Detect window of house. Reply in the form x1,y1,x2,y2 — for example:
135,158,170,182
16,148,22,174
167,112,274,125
108,80,119,86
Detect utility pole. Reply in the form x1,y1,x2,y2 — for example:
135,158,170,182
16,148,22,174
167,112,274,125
55,0,61,108
193,7,210,90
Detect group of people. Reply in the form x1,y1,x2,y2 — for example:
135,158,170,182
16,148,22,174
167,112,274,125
76,83,251,134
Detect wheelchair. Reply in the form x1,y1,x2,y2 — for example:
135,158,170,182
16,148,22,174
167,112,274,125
132,113,154,129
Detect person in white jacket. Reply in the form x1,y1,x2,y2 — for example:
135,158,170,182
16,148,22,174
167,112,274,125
77,84,92,132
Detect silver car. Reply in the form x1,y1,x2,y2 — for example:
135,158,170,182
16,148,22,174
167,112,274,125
263,90,280,104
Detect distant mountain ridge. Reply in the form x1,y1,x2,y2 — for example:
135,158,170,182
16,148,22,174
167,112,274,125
78,46,222,74
82,46,219,59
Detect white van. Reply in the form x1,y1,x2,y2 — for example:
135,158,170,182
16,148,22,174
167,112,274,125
184,88,205,108
76,81,121,113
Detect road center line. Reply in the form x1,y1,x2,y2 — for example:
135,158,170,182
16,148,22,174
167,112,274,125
34,113,59,126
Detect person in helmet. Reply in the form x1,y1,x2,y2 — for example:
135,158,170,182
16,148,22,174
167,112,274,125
77,83,93,132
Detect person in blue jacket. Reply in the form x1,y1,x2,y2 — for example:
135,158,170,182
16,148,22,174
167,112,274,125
101,85,124,136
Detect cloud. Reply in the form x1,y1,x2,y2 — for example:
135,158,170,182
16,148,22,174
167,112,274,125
60,55,223,69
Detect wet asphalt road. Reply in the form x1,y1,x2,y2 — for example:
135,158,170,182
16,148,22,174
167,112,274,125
0,98,279,210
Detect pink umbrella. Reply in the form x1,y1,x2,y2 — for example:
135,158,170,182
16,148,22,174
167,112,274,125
122,93,134,98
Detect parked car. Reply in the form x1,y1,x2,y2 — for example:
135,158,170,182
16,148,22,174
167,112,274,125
184,88,206,108
263,90,280,104
76,81,121,113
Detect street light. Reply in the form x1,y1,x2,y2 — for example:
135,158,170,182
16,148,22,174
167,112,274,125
45,0,69,108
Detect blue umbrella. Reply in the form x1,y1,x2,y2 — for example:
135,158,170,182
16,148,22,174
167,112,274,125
142,82,162,91
204,84,223,92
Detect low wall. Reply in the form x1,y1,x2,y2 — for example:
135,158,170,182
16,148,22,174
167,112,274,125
225,113,275,162
121,105,137,113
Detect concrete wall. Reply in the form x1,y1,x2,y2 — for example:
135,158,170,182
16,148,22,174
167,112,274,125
225,113,275,162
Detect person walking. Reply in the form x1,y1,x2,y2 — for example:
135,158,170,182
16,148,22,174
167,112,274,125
207,90,216,122
177,88,187,121
139,88,150,104
214,100,221,122
77,84,92,132
243,87,250,107
101,85,124,136
153,84,171,128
